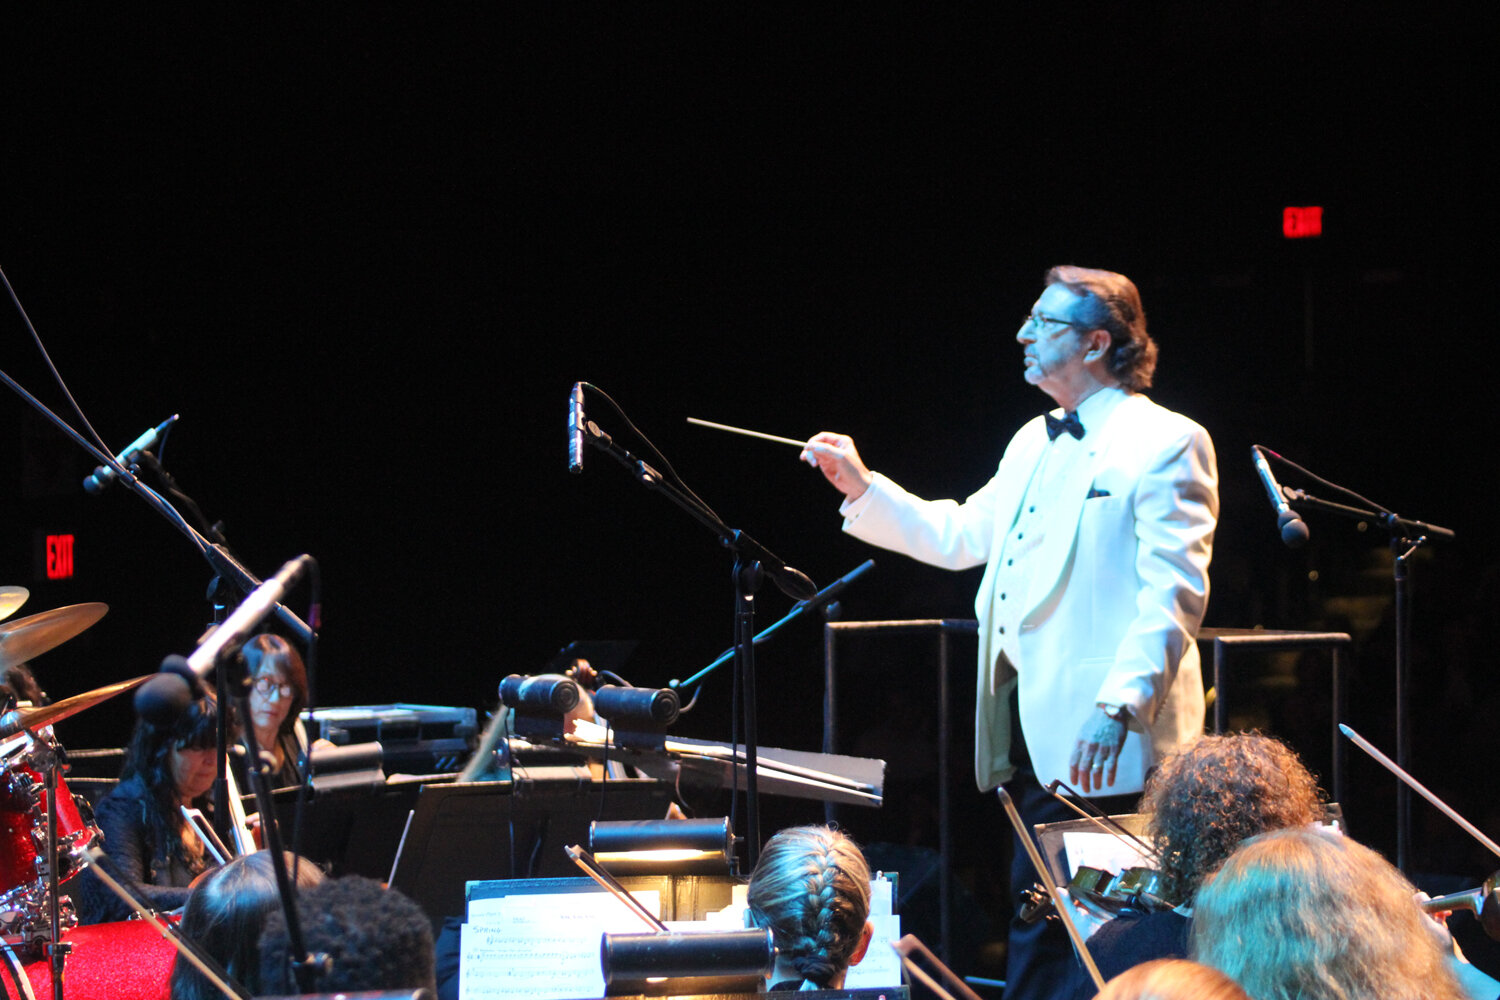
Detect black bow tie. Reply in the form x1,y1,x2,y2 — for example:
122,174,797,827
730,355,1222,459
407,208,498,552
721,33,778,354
1045,411,1085,441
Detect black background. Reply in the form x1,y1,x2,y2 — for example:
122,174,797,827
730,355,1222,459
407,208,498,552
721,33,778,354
3,6,1493,920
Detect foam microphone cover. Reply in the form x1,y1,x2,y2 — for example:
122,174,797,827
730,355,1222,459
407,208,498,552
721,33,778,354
134,655,196,725
1278,511,1310,548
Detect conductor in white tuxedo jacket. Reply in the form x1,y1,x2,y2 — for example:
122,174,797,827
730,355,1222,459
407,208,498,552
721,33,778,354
802,266,1218,1000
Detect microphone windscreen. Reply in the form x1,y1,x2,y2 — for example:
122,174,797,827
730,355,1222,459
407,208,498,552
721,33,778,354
134,671,194,726
1279,516,1310,548
158,654,200,687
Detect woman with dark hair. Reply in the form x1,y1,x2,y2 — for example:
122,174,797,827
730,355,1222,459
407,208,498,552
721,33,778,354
240,634,309,788
169,850,324,1000
746,825,874,991
75,692,222,924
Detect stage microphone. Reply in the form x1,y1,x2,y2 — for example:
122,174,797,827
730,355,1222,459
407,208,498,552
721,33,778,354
83,414,179,494
569,382,586,473
133,655,200,725
1252,446,1310,548
185,556,313,679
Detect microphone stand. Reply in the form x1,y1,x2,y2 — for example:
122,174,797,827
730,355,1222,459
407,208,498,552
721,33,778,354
2,276,320,983
1281,483,1455,873
577,412,816,867
672,559,875,692
221,647,326,994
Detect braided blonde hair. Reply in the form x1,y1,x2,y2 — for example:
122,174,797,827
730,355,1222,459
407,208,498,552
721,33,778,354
747,825,871,990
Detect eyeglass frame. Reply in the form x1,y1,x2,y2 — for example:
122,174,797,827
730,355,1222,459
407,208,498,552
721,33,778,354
252,676,294,700
1021,312,1088,332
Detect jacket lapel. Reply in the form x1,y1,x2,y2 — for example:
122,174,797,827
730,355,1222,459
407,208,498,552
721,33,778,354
1021,398,1136,625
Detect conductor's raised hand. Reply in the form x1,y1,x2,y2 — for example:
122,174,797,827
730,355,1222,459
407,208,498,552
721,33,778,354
801,432,874,501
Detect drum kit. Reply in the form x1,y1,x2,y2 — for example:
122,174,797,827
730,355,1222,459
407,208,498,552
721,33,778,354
0,587,173,999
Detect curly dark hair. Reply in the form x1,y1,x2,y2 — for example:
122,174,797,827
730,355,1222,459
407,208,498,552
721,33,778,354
169,850,325,1000
1142,732,1323,905
257,875,435,995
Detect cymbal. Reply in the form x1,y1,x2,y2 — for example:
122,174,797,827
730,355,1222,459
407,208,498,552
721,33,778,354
3,674,151,732
0,587,28,622
0,603,109,669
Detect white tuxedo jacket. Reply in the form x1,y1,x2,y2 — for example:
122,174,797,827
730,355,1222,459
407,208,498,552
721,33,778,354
843,392,1217,794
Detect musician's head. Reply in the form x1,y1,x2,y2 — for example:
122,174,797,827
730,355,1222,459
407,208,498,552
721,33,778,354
258,875,435,995
1192,828,1467,1000
170,850,325,1000
1095,959,1250,1000
1042,265,1157,391
241,633,308,742
2,661,47,708
746,825,874,991
1143,731,1322,904
123,689,220,804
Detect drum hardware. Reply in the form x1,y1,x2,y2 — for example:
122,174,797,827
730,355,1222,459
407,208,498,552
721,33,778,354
0,739,95,926
0,605,109,672
0,674,149,1000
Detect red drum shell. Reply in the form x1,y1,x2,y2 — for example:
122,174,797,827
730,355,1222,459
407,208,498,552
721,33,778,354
0,746,96,903
16,918,178,1000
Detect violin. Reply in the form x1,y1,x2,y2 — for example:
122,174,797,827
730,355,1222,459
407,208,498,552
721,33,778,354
1020,864,1180,924
1069,864,1179,915
1421,871,1500,939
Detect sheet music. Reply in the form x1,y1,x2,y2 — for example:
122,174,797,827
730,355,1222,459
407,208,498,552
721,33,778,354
846,876,902,988
459,889,661,1000
1061,830,1153,882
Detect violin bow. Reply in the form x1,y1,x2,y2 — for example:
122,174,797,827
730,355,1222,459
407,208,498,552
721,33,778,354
997,788,1107,992
1340,724,1500,862
1045,779,1161,864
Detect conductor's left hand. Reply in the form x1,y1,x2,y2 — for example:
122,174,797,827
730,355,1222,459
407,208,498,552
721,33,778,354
1068,706,1128,794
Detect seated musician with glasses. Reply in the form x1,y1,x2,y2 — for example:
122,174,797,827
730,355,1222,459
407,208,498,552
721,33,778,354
238,634,311,789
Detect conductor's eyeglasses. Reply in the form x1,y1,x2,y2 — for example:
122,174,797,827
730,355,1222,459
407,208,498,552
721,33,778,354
1022,312,1084,332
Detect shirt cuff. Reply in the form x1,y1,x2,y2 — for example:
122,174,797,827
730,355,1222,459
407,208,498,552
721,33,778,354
839,473,881,523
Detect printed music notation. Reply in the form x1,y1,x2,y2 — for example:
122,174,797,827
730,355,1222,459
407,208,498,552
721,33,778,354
459,889,663,1000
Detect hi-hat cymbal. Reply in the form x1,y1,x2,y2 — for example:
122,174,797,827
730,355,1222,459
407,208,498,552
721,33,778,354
0,674,151,734
0,587,28,622
0,603,108,669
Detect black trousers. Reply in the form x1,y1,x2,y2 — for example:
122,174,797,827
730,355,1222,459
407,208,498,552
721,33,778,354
1003,694,1137,1000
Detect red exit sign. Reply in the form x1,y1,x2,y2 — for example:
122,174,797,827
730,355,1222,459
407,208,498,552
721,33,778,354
46,534,75,579
1283,206,1324,239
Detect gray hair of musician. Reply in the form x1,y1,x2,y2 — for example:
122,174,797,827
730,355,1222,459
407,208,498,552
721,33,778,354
1191,828,1467,1000
746,825,871,991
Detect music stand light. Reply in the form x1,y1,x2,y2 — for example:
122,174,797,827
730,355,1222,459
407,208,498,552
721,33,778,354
600,928,773,997
589,818,736,876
